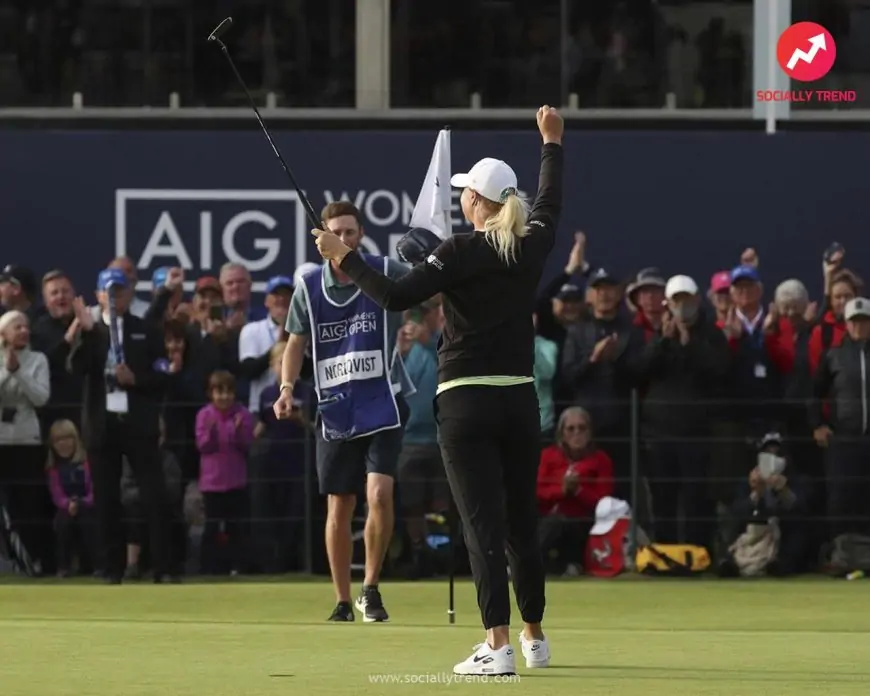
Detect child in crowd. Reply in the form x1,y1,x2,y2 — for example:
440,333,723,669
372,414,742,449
45,419,97,577
195,370,254,575
120,416,183,579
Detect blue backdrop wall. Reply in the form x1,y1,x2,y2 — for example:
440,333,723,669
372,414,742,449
1,129,866,300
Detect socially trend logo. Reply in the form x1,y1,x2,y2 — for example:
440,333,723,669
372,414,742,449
756,21,855,104
777,21,836,81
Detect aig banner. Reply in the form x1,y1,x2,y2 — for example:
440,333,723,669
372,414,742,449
1,128,868,297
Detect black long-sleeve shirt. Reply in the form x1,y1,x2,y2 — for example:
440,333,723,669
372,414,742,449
631,316,731,434
340,142,564,384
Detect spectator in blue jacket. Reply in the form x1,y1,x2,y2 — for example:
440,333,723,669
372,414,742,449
533,312,558,441
251,341,312,572
397,305,446,578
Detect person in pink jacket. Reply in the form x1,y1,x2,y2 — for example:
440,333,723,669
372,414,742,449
195,370,254,575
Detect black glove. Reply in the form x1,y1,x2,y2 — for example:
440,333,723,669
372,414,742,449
396,227,443,265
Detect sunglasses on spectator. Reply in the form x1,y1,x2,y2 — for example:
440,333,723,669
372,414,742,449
564,423,588,433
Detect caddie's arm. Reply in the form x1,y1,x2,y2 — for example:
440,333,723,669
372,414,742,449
280,286,310,392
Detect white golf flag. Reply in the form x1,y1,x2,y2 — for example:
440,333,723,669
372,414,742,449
410,129,452,240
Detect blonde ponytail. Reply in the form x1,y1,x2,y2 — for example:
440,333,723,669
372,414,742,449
482,192,530,265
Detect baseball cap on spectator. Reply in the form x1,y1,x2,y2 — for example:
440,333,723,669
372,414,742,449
730,265,760,284
293,262,320,287
588,268,620,287
590,496,631,535
450,158,518,204
710,271,731,293
665,275,699,299
97,268,128,291
151,267,169,289
195,276,221,295
758,431,784,451
627,267,666,299
556,284,583,302
265,275,294,294
0,264,38,299
845,297,870,321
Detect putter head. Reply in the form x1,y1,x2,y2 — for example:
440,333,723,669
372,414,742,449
208,16,233,46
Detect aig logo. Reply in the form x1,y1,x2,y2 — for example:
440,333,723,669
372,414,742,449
115,189,309,293
318,321,348,343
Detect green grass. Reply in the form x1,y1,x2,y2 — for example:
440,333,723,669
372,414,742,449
1,577,868,695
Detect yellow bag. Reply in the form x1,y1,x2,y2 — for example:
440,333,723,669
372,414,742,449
635,544,711,576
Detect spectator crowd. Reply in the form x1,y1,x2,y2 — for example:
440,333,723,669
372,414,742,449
0,230,868,581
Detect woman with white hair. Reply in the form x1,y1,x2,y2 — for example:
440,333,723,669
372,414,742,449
0,310,51,573
308,107,564,675
774,280,812,328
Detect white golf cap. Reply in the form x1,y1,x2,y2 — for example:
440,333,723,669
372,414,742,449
590,496,632,535
845,297,870,321
293,262,320,287
665,274,699,299
450,158,518,204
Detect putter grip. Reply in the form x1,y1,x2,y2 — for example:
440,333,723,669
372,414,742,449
209,17,233,41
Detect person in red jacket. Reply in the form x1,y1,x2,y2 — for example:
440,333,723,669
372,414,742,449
807,270,861,375
537,406,614,574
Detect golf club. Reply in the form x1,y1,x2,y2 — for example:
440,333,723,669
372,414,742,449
208,17,321,230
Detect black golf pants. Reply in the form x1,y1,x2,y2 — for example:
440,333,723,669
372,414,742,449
435,382,546,629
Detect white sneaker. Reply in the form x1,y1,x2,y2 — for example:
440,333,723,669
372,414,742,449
519,632,550,668
453,643,516,676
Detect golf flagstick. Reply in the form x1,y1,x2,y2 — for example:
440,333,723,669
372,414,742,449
408,127,457,623
447,500,458,624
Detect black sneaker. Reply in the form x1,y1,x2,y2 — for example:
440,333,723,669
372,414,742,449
327,602,355,622
355,586,389,623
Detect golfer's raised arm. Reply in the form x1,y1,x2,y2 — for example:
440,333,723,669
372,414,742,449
527,129,564,252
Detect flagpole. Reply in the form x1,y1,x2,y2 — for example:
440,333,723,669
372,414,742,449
440,125,455,624
443,125,452,238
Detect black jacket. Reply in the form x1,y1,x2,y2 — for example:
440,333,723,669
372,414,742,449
633,317,730,434
69,313,169,445
30,312,84,424
810,335,870,436
560,313,641,433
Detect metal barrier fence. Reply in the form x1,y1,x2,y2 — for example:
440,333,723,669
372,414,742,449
0,392,864,578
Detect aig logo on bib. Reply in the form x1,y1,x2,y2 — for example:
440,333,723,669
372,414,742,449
319,321,348,343
317,313,379,344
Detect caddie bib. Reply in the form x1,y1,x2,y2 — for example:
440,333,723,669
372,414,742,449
301,255,401,441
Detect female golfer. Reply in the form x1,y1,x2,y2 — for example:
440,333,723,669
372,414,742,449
313,105,564,676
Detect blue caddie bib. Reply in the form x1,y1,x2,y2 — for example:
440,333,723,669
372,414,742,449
300,255,401,441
